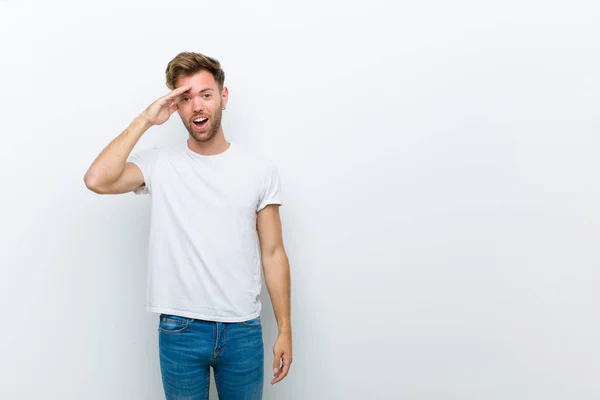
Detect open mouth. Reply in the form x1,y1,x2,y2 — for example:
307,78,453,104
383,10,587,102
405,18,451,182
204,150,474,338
192,117,208,129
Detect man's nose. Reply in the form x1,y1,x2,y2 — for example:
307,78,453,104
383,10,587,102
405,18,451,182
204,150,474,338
192,95,203,111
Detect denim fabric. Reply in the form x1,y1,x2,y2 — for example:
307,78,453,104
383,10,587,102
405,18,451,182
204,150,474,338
158,314,264,400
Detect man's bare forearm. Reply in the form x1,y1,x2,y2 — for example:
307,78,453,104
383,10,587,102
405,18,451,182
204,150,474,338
84,115,152,188
263,249,292,333
85,83,191,191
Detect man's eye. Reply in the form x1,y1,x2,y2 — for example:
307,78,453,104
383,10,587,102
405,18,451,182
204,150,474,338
204,94,211,98
181,97,190,102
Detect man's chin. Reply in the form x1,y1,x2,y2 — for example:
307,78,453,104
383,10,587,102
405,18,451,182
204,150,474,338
190,130,215,143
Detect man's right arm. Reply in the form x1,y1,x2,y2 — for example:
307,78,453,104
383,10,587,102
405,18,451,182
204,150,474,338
84,83,192,195
84,115,152,194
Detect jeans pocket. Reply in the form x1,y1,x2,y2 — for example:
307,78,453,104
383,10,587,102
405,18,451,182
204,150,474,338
159,314,191,334
241,316,261,327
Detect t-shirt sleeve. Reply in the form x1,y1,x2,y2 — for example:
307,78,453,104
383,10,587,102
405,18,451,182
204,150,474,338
127,147,160,195
257,161,282,212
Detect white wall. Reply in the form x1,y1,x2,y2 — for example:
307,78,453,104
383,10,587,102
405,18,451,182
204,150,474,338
1,0,599,398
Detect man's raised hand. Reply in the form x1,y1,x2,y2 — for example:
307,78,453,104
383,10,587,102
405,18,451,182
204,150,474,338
140,84,192,126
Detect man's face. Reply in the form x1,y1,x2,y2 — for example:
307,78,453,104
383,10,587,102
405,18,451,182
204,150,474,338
174,70,228,143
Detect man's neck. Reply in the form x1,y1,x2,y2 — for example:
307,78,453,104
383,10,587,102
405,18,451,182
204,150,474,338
187,131,230,156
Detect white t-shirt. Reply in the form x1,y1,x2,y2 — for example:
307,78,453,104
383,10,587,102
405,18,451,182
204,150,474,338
127,141,282,322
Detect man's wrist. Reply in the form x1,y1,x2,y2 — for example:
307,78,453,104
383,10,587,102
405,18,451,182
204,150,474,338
278,323,292,334
135,114,153,130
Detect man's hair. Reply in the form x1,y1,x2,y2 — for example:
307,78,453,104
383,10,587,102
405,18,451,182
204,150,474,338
165,51,225,91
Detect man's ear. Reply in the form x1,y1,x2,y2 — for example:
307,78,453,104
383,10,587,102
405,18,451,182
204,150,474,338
221,86,229,108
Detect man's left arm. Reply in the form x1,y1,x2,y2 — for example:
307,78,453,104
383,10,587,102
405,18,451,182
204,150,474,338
257,204,292,385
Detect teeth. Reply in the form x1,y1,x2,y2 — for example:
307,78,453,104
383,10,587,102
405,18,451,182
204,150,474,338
194,117,207,123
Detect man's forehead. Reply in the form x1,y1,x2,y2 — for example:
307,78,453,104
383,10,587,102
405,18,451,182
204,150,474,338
176,71,217,90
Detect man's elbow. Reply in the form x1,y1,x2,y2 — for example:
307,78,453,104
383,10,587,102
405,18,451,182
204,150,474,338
84,172,108,194
262,247,289,268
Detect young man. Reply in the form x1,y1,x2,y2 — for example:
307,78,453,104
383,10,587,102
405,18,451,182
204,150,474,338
84,52,292,400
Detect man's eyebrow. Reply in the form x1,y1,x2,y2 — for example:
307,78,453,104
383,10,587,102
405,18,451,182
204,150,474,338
178,88,214,96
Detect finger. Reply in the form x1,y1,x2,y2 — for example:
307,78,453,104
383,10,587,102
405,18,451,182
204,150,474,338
272,357,291,380
271,361,291,384
272,353,283,376
168,102,178,116
164,84,192,101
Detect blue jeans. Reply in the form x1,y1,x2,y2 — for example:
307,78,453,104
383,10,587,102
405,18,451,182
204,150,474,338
158,313,264,400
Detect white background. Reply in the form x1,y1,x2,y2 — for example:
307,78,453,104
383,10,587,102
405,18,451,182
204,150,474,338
0,0,599,399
